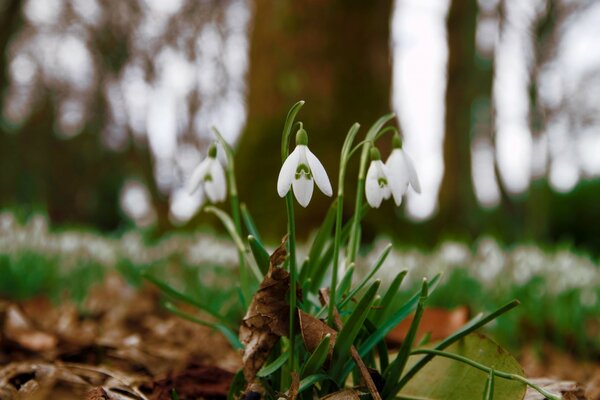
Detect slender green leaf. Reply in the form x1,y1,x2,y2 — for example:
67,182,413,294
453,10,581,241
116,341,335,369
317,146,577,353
397,300,520,389
163,302,242,350
338,243,392,310
257,350,289,377
205,206,263,282
228,370,246,400
371,270,407,325
309,206,368,291
205,206,246,252
241,203,263,245
332,280,380,380
170,389,180,400
382,279,429,398
302,334,331,377
142,273,229,326
339,274,440,379
483,369,495,400
335,264,355,300
298,374,331,393
300,200,337,282
281,100,305,161
248,235,269,275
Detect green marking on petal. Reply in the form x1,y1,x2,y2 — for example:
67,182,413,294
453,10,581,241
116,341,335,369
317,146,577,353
295,163,312,180
204,174,213,182
378,177,387,187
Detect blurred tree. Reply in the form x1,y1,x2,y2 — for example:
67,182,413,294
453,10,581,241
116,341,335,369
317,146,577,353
237,0,394,238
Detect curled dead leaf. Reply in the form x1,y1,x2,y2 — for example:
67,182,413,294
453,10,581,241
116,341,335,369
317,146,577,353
238,237,301,385
298,310,336,361
320,388,361,399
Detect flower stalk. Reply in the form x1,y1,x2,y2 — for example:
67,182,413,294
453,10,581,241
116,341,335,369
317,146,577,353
328,122,360,324
279,100,305,373
212,127,249,301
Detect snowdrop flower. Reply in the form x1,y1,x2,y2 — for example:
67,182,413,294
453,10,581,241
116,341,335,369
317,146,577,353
277,127,332,207
188,143,227,203
365,147,393,208
385,136,421,206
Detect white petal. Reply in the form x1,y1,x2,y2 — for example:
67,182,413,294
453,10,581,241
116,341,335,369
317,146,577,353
277,146,301,197
365,161,384,208
187,158,211,194
386,150,408,205
305,146,333,197
292,176,314,207
205,160,227,203
380,163,392,199
403,151,421,193
386,150,409,186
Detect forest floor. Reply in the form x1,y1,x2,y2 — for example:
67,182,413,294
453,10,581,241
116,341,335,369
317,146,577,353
0,273,598,400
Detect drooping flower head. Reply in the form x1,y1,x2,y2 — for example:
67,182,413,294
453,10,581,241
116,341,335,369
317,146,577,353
277,126,332,207
385,135,421,206
365,147,393,208
188,143,227,203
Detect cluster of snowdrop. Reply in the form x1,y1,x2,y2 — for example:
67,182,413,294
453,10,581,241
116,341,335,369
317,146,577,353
188,124,420,209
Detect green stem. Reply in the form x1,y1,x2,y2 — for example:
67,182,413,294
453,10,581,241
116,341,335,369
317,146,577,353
346,113,395,266
408,349,561,400
279,101,305,374
212,127,247,299
328,123,361,325
285,193,297,373
328,194,343,324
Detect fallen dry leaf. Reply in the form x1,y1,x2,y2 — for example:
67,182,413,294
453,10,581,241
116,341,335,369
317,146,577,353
320,388,361,399
386,306,469,347
151,364,234,400
239,237,301,384
298,310,336,362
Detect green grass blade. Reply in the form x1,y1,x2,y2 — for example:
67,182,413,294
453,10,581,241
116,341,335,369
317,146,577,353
338,243,392,310
483,369,495,400
370,270,408,325
301,334,331,377
228,370,246,400
205,206,246,253
332,280,380,380
240,203,263,245
308,206,368,291
338,274,440,379
143,273,230,326
163,302,242,350
301,200,337,282
382,279,429,398
257,349,289,377
205,206,263,282
281,100,305,161
335,264,355,300
298,374,331,393
396,300,520,390
248,235,269,275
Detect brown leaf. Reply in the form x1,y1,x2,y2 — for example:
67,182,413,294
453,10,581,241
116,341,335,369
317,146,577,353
320,388,361,399
4,304,58,352
387,306,469,348
86,387,110,400
298,310,336,361
239,237,301,383
151,364,234,400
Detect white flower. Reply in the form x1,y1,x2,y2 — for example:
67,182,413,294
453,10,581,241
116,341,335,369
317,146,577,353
385,147,421,206
277,138,332,208
365,159,393,208
188,145,227,203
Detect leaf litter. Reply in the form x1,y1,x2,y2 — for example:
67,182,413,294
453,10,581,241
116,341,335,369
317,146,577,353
0,272,241,399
